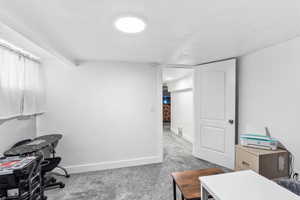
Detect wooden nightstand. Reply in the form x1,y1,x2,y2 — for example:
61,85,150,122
235,145,289,179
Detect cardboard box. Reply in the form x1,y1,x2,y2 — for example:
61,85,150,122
235,145,289,179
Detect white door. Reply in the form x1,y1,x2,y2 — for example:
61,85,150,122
193,59,236,169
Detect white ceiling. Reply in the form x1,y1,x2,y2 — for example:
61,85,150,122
0,0,300,65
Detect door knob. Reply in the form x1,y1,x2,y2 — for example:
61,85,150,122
228,119,234,124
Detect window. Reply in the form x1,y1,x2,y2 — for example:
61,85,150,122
0,42,45,119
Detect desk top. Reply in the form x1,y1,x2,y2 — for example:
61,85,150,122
0,156,36,175
171,168,223,199
200,170,300,200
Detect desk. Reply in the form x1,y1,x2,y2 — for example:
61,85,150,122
199,170,299,200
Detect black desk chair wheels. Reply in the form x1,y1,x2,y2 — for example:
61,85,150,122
41,158,65,190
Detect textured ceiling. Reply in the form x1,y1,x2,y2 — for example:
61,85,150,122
0,0,300,65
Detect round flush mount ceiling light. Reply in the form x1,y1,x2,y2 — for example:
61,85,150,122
114,16,146,34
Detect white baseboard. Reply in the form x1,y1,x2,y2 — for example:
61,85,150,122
182,134,194,144
63,156,163,174
170,128,194,144
170,128,178,135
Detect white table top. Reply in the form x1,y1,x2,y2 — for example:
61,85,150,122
199,170,300,200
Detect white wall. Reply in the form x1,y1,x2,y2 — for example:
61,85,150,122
167,74,194,143
0,117,36,154
37,60,162,173
167,74,193,92
238,37,300,173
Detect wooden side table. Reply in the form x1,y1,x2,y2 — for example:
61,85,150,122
171,168,224,200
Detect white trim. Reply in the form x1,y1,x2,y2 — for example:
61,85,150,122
0,114,22,120
0,112,45,121
182,134,194,144
163,72,194,84
167,74,193,92
171,127,194,144
169,87,193,93
170,127,178,135
156,66,164,162
64,156,162,174
0,39,40,63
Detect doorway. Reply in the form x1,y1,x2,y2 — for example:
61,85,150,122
162,68,195,154
159,59,237,169
162,85,171,131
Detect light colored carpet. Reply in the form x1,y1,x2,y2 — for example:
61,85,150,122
46,131,227,200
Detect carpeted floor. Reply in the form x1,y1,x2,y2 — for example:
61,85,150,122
46,130,226,200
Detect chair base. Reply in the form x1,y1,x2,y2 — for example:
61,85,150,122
44,181,65,190
55,166,70,178
43,175,65,190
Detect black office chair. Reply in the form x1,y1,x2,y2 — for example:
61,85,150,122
11,139,33,148
8,139,65,190
41,157,65,190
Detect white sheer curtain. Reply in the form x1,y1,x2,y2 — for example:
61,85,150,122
0,45,45,119
0,47,24,119
23,58,45,115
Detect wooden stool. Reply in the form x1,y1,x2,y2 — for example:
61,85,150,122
171,168,224,200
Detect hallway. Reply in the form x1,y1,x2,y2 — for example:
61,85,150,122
47,131,222,200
